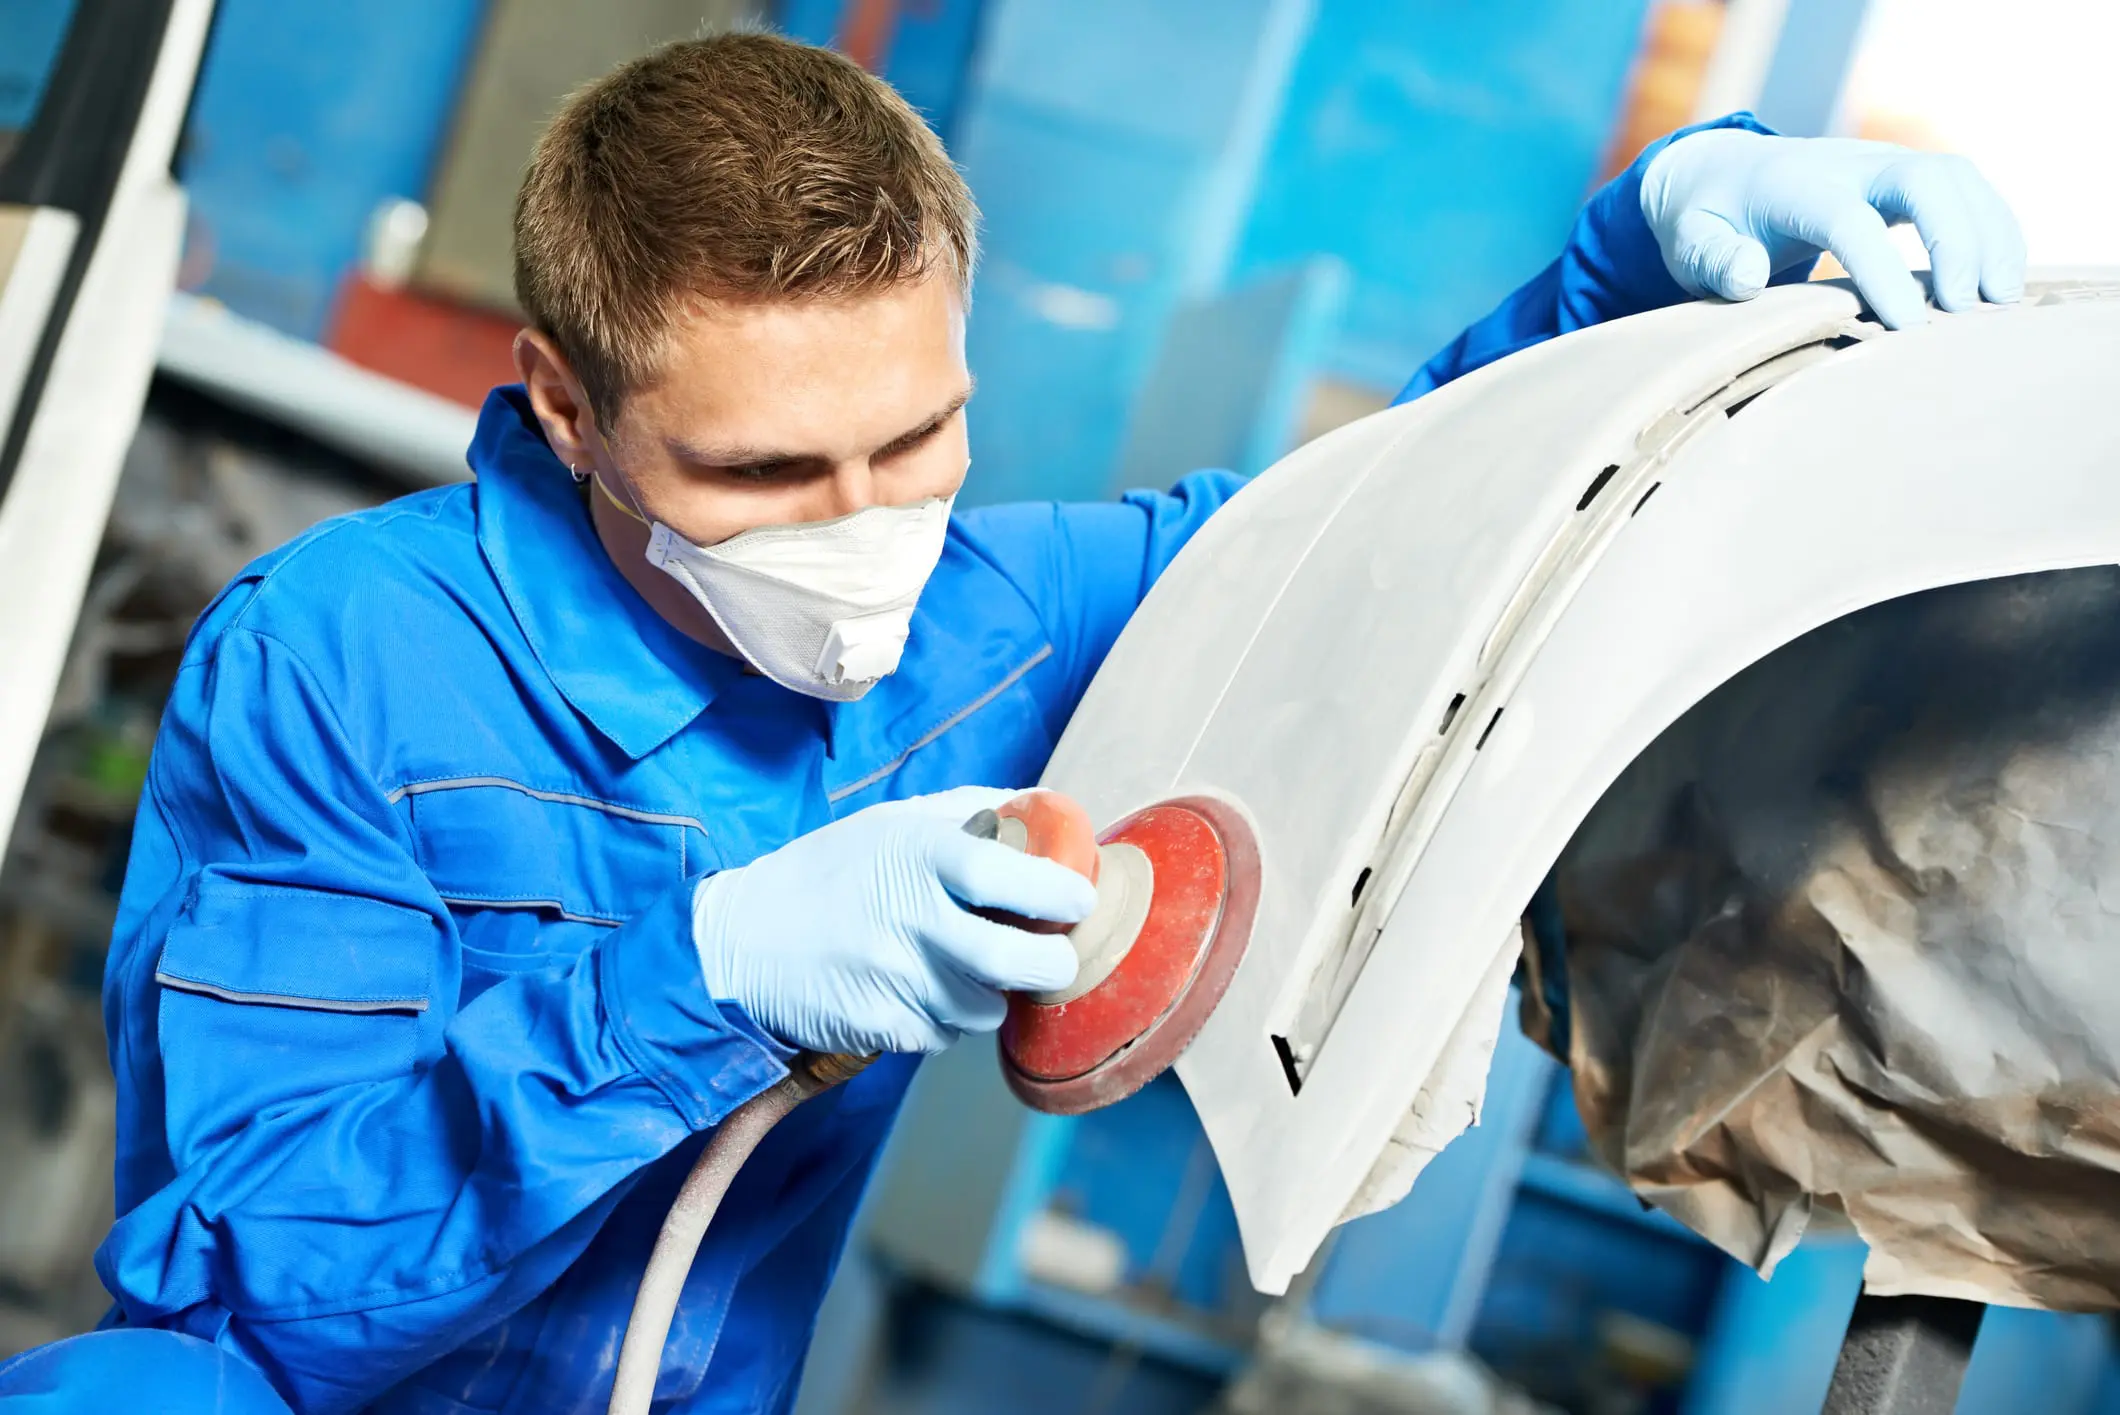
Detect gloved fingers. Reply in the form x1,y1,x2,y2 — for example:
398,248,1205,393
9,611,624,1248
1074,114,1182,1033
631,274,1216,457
1666,209,1773,302
879,1016,964,1055
771,1006,957,1056
1953,158,2027,305
1799,194,1930,329
819,988,962,1054
908,1015,966,1053
920,965,1011,1036
892,785,1023,823
1866,156,1983,312
929,827,1101,924
924,906,1081,994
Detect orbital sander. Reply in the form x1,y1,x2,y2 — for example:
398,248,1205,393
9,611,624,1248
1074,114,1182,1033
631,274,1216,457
608,789,1256,1415
971,789,1259,1114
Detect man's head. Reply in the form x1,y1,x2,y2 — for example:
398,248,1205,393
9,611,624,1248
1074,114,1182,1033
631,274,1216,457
511,32,978,650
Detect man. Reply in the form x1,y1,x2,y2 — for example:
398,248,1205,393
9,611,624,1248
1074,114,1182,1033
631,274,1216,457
3,29,2023,1415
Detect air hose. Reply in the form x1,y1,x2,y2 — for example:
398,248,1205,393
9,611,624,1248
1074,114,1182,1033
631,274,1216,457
607,1048,872,1415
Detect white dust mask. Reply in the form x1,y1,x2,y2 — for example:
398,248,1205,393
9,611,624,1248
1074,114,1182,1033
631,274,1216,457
592,473,953,701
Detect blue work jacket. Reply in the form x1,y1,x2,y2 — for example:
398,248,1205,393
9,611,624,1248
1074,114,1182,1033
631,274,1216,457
93,120,1764,1415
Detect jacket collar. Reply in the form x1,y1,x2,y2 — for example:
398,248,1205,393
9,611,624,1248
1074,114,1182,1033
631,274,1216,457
471,386,746,759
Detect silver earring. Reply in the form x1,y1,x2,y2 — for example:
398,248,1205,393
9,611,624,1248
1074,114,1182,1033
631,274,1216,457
569,463,589,484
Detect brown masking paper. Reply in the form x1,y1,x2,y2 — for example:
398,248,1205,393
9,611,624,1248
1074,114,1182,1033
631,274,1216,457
1529,566,2120,1310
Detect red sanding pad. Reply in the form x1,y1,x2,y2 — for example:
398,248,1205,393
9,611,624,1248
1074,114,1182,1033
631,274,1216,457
998,796,1259,1115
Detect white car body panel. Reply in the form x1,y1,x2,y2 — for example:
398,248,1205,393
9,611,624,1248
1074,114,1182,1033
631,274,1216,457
1039,276,2120,1292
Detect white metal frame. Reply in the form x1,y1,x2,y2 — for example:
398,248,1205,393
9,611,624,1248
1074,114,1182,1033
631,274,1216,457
0,0,217,854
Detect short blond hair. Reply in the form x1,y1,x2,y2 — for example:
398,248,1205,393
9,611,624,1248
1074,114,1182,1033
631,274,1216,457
513,31,978,422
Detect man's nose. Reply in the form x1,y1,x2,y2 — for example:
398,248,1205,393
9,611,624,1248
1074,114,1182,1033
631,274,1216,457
820,460,881,518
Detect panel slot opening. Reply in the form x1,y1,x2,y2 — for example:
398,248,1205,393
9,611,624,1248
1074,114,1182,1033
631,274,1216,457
1577,464,1620,511
1438,693,1466,735
1270,1034,1305,1095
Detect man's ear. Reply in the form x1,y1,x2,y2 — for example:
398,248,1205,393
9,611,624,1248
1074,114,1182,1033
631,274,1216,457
513,329,603,472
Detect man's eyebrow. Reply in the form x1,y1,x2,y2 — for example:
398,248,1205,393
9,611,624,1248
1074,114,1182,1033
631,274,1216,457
665,383,975,468
874,384,975,453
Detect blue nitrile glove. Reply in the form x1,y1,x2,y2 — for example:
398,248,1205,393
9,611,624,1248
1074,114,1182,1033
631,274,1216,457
691,786,1095,1056
1641,128,2026,330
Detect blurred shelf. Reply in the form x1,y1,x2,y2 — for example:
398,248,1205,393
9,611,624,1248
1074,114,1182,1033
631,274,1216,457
156,293,477,491
1007,1280,1248,1379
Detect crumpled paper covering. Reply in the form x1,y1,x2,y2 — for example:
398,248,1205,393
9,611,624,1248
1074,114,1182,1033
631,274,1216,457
1530,566,2120,1311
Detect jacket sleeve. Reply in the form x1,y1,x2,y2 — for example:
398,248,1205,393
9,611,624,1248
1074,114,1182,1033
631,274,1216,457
954,469,1248,729
98,625,790,1415
1394,111,1788,404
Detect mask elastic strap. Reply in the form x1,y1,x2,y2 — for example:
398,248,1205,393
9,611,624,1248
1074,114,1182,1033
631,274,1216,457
587,467,654,528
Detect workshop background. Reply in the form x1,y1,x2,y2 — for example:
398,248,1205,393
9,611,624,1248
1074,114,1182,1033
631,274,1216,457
1,1,2118,1412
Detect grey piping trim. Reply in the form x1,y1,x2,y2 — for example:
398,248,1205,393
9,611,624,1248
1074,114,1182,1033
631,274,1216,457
436,895,622,928
829,645,1054,803
155,971,430,1014
384,776,707,834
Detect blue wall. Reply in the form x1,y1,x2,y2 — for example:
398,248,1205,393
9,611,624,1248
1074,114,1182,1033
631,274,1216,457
939,0,1316,506
159,0,1660,498
178,0,486,339
920,0,1659,504
780,0,988,137
1235,0,1656,391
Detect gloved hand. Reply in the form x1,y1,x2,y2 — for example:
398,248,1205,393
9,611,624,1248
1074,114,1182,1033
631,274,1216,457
1641,128,2026,330
692,786,1096,1056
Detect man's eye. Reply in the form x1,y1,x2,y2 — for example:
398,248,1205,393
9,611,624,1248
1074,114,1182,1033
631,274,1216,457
720,461,798,482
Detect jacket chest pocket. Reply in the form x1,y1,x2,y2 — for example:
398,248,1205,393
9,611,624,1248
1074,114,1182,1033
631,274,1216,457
403,782,699,984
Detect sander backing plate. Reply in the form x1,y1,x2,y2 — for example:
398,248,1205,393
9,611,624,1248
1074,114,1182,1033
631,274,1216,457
998,795,1259,1115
